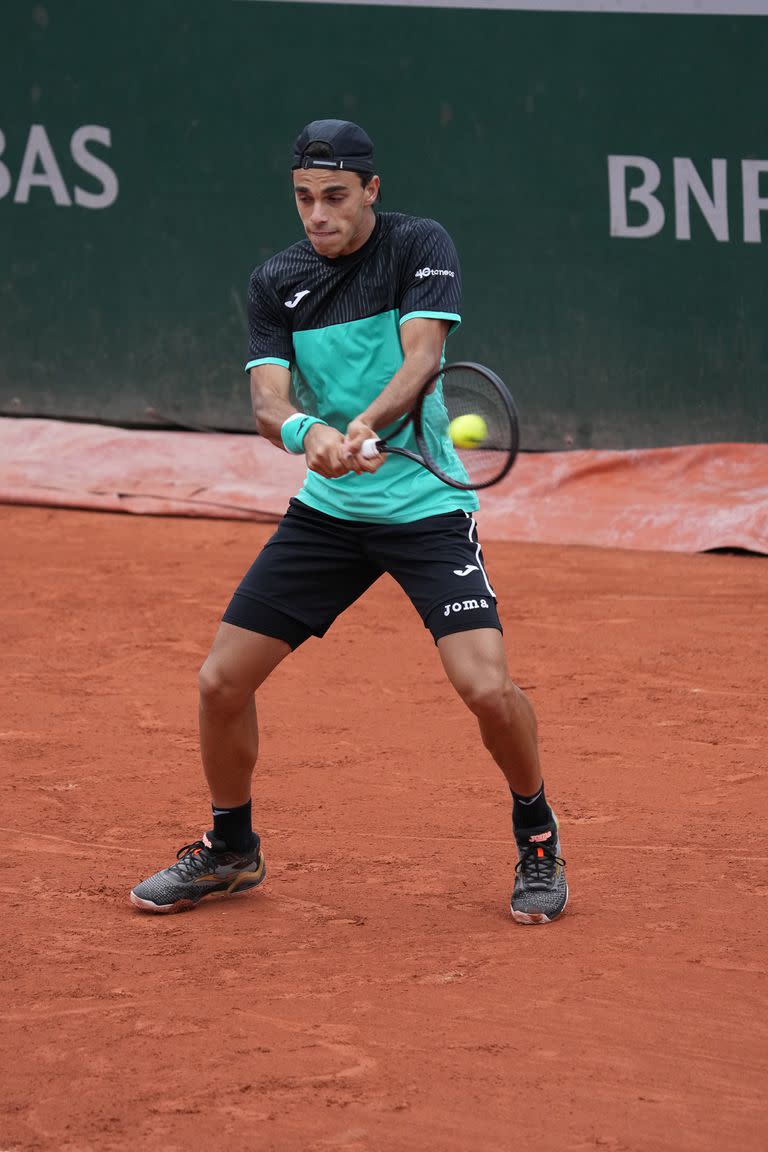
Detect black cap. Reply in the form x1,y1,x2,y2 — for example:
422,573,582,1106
291,119,375,174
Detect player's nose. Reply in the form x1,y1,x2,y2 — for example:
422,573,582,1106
309,202,328,225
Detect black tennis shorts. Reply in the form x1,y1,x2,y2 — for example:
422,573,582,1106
223,498,502,649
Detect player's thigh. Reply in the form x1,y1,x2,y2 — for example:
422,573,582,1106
199,621,292,706
223,499,381,644
437,627,510,703
370,510,502,641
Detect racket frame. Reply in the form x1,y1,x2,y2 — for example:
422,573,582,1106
363,361,519,491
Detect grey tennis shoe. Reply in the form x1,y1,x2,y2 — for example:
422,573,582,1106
131,831,265,913
511,816,568,924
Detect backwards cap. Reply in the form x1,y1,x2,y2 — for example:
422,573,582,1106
292,119,375,174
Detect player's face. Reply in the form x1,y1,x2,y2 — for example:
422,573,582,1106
292,169,380,258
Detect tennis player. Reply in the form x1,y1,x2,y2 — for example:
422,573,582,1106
130,119,568,923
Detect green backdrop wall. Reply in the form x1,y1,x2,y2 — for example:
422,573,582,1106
1,0,766,448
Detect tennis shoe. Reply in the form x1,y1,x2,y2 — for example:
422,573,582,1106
130,831,265,913
511,815,567,924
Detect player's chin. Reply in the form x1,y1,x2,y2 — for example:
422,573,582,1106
307,231,341,256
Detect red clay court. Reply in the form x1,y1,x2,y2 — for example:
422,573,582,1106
3,502,766,1151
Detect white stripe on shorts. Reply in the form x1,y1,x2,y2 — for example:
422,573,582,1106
464,512,496,598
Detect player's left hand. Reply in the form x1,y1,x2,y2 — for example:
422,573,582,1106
342,418,387,473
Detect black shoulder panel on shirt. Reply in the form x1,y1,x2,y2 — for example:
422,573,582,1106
247,213,457,335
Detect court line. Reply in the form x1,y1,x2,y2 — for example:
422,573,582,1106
0,827,142,853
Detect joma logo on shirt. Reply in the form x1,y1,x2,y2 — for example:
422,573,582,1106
443,598,489,616
285,289,310,309
415,267,455,279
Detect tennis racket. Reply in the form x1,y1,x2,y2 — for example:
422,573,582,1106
360,361,519,490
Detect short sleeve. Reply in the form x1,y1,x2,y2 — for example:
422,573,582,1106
244,267,294,372
398,219,462,332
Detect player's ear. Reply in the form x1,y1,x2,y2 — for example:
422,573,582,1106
364,175,380,206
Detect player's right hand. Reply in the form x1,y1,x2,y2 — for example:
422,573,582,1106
303,423,353,479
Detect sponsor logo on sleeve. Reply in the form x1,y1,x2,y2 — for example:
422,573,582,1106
285,289,310,309
415,267,455,279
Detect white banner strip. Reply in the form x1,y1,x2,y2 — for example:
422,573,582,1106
246,1,768,14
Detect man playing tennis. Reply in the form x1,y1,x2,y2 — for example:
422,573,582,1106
131,119,568,923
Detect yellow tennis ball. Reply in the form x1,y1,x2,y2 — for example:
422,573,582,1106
449,413,487,449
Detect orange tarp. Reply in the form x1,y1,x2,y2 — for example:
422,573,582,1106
1,417,766,553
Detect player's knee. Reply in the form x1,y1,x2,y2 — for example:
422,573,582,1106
462,674,535,730
459,671,512,721
198,659,250,715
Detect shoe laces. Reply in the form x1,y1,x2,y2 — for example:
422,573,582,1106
515,843,565,887
169,839,217,878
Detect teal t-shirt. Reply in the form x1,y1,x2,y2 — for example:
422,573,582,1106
245,213,479,523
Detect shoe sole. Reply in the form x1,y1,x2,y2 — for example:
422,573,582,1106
510,887,568,925
130,857,266,914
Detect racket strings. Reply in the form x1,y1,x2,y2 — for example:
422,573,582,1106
437,367,518,487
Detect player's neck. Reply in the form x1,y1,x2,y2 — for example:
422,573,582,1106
335,210,377,258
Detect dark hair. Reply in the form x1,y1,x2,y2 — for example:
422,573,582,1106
300,141,381,200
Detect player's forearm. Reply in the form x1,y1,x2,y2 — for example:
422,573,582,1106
250,364,299,449
358,348,439,431
251,392,301,448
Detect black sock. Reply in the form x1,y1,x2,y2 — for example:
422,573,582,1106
511,782,552,831
212,799,253,853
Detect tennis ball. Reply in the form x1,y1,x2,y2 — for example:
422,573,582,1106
449,413,487,449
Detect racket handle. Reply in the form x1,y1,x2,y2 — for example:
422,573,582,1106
361,437,382,459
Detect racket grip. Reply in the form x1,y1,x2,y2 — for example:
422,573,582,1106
361,437,381,459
